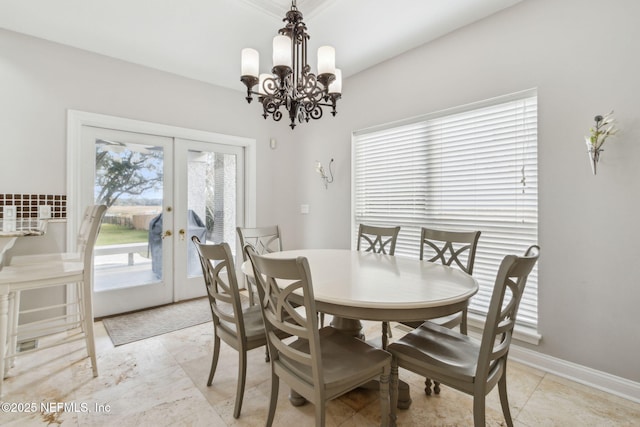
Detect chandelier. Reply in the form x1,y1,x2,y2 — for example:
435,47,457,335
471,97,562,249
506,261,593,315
240,0,342,129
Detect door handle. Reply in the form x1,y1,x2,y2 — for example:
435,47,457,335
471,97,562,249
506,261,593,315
162,230,172,239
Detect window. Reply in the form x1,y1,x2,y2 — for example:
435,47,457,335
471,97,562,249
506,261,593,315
352,90,539,331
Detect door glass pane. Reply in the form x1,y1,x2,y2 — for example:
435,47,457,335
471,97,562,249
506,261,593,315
93,139,164,291
187,150,237,277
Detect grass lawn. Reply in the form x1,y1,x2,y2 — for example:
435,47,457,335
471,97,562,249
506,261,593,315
96,223,149,246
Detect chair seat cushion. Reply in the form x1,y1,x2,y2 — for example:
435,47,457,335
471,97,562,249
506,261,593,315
0,261,84,285
284,327,391,391
9,252,81,265
241,305,272,343
388,321,480,383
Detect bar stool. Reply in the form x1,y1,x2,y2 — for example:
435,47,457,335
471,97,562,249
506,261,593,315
0,204,106,396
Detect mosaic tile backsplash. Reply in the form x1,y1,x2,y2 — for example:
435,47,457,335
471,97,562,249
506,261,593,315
0,194,67,219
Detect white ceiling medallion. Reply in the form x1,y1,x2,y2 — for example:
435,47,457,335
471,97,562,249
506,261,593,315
238,0,335,19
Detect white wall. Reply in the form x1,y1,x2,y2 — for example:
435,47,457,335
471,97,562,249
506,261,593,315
0,27,280,250
2,0,639,386
284,0,640,383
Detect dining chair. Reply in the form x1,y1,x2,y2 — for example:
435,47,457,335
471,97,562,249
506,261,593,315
192,236,278,419
0,204,107,397
245,245,392,427
356,223,401,347
388,245,540,427
405,227,481,395
236,225,282,306
357,224,400,255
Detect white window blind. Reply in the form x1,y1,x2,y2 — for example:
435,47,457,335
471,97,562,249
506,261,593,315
352,92,539,328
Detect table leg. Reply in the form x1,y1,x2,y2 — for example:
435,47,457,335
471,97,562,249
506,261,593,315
288,390,307,406
329,316,364,339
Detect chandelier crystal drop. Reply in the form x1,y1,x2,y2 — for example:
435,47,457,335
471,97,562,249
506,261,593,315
240,0,342,129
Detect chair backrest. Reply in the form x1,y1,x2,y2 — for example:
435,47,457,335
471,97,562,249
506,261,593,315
81,204,107,268
192,237,246,342
476,245,539,382
244,245,324,401
357,224,400,255
420,228,481,274
236,226,282,260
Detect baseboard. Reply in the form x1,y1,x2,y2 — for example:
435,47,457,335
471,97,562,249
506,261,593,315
509,344,640,404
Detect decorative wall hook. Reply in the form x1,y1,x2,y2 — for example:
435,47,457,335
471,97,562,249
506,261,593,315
585,111,617,175
315,158,334,189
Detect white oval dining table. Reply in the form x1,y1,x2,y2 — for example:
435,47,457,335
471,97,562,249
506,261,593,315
241,248,479,409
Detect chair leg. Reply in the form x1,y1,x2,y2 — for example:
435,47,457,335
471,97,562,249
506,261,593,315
266,374,279,427
247,277,256,306
498,372,514,427
380,365,391,427
207,335,221,386
381,322,389,349
233,350,247,418
472,394,486,427
460,308,468,335
320,312,325,327
264,346,270,362
315,400,325,427
81,281,98,377
424,378,432,395
390,358,399,423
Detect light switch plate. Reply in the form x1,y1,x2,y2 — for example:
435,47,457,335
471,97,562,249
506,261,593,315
3,205,16,219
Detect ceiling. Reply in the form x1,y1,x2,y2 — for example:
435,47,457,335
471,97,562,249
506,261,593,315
0,0,522,92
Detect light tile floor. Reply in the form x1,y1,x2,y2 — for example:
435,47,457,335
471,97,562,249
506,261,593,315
2,319,640,426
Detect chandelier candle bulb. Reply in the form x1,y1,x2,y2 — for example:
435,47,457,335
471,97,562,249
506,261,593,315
241,48,259,78
273,35,292,68
317,45,336,77
329,69,342,94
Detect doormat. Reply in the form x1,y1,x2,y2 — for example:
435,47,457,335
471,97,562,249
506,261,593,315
102,297,214,346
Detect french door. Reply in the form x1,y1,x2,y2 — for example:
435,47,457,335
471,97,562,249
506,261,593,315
69,117,251,318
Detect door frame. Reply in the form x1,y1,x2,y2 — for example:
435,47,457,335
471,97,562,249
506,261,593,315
66,110,256,313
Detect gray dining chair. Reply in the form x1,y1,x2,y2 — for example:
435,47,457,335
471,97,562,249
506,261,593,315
192,237,272,419
236,225,282,306
405,227,481,395
388,245,540,427
356,223,401,347
245,245,392,427
357,224,400,255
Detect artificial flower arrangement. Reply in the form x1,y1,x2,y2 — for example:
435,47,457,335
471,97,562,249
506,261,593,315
585,111,617,174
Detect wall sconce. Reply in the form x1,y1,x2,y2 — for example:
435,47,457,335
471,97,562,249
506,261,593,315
315,158,334,189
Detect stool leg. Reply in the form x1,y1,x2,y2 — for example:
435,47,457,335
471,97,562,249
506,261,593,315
81,278,98,377
1,291,9,396
7,291,20,369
